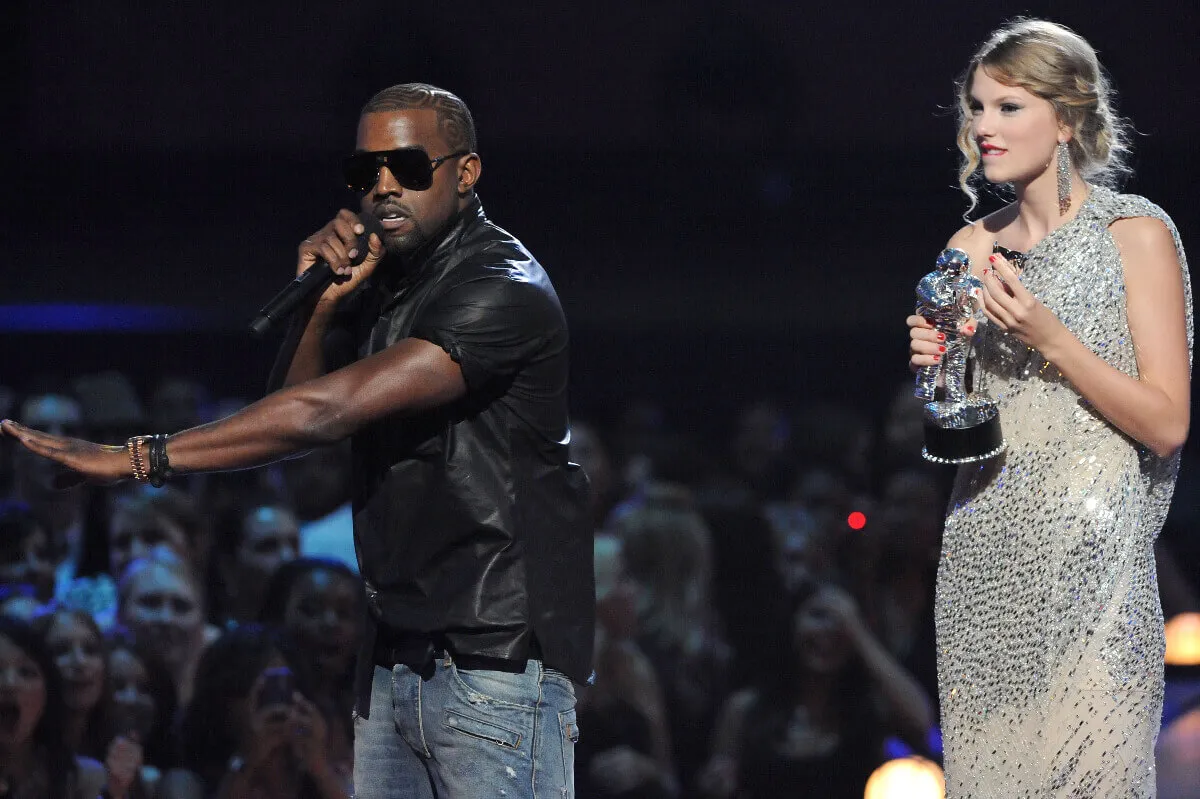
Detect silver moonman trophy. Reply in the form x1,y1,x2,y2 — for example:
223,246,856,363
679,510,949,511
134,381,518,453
914,248,1006,464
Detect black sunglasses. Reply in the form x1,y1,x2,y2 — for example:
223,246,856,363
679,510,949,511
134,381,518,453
342,148,470,192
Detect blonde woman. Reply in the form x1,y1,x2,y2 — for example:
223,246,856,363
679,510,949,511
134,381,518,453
907,19,1191,797
615,485,731,794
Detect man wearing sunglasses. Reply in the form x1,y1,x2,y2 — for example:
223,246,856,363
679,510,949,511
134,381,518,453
1,83,593,799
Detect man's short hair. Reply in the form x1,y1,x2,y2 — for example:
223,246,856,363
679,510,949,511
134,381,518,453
360,83,477,153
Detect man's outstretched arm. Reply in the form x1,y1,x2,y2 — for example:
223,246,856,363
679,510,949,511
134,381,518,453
1,337,465,482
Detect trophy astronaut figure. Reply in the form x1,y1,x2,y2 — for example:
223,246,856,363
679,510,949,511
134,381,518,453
915,248,1006,463
915,248,985,403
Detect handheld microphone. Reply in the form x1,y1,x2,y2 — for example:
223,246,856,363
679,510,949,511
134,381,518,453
249,214,383,337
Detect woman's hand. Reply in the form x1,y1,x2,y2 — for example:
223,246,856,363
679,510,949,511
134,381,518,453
243,677,293,774
104,735,144,799
814,584,872,646
0,420,128,487
696,753,738,798
978,251,1067,351
908,315,978,373
289,693,331,778
907,315,947,372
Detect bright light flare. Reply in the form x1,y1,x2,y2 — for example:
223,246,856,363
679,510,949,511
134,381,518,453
1165,612,1200,666
864,756,945,799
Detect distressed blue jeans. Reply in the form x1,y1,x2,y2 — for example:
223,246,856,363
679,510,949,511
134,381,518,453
353,654,579,799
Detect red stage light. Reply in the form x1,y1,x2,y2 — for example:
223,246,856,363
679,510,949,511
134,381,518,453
847,511,867,530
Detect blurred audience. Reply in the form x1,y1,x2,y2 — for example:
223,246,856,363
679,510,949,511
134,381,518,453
34,609,108,757
211,494,301,628
7,390,91,596
3,368,1196,797
117,551,211,706
148,378,210,435
0,616,107,798
105,489,210,584
167,625,349,799
105,630,179,794
569,421,619,530
258,558,362,772
0,503,56,605
577,534,677,798
277,444,356,573
697,582,933,799
615,484,732,794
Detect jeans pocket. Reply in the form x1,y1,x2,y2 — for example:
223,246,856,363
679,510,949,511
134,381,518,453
557,708,580,798
445,707,524,748
450,663,539,709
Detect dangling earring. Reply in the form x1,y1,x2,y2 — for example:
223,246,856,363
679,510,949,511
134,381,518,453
1056,141,1071,215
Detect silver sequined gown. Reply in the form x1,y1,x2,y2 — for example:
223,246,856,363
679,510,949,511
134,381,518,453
936,187,1193,798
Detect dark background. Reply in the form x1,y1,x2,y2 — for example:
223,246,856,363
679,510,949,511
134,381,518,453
3,0,1199,438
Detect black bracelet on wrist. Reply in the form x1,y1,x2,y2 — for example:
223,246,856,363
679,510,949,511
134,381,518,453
146,434,174,488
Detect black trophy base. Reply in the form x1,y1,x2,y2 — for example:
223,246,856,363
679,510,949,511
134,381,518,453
921,416,1005,465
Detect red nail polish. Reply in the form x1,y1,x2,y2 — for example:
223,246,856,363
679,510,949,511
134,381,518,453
936,332,945,342
989,254,997,262
933,355,941,362
939,345,946,352
966,325,976,333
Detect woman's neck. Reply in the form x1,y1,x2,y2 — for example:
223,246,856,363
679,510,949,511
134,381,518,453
173,648,200,707
63,710,91,753
250,751,300,797
63,710,87,751
798,671,839,729
1012,166,1089,246
0,739,38,785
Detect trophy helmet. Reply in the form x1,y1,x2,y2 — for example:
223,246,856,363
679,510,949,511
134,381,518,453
936,248,971,274
917,273,957,307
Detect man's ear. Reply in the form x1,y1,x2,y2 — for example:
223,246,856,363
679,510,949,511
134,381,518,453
457,153,481,196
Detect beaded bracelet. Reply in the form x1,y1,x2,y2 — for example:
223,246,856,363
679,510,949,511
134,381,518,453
126,436,149,482
146,434,173,488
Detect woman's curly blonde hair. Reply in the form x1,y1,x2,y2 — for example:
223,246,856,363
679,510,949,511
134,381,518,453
956,18,1132,216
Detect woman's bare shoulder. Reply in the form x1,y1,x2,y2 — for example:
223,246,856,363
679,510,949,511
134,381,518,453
945,204,1017,265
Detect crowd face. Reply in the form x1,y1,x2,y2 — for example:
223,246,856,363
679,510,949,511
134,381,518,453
0,525,55,602
107,647,156,738
237,506,300,586
109,509,191,579
0,633,46,750
877,471,943,559
593,535,639,641
794,589,851,675
120,563,204,669
282,568,360,677
790,469,850,542
732,402,790,482
43,613,105,714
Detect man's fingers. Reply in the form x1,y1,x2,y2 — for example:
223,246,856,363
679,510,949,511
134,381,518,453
5,423,61,456
317,239,350,275
332,215,361,251
336,208,364,234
